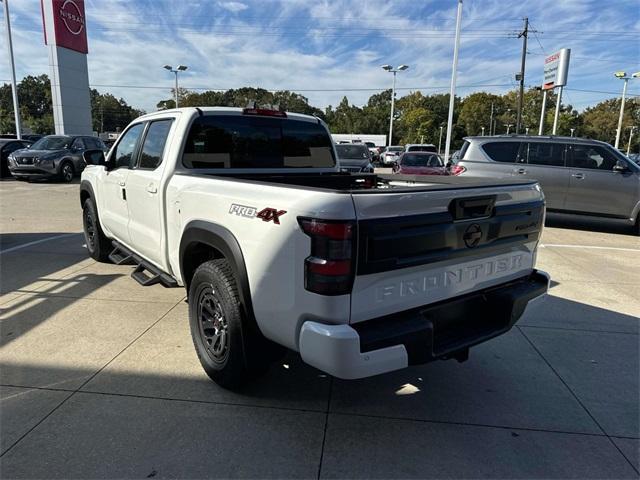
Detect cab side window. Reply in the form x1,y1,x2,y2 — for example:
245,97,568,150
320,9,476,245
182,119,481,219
568,144,619,171
112,124,144,169
138,120,173,169
525,142,566,167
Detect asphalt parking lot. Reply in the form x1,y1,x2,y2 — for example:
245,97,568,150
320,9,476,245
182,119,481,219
0,178,639,479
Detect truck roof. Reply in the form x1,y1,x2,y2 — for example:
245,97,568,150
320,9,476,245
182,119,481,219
138,107,322,124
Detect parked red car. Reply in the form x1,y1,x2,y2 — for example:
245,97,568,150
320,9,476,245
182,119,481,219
391,152,448,175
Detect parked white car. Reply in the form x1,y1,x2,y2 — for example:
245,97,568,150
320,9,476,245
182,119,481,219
80,107,549,389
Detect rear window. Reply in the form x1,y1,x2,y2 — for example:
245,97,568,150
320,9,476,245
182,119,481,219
183,115,335,169
456,140,470,162
482,142,521,163
336,144,370,159
407,145,437,153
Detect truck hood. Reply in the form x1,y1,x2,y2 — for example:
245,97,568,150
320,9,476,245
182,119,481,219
13,149,67,158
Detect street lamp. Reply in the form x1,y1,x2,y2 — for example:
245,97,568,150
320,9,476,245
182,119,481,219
481,126,485,136
570,128,575,137
438,125,444,154
614,71,640,149
163,64,188,108
504,124,513,135
381,64,409,147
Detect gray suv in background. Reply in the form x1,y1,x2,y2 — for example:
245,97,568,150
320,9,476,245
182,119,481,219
452,135,640,234
8,135,107,182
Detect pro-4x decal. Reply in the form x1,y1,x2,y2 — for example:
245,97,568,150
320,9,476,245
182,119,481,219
229,204,286,224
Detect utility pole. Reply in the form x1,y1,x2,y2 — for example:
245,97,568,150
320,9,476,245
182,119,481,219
515,17,529,134
489,102,494,136
1,0,22,138
627,126,637,155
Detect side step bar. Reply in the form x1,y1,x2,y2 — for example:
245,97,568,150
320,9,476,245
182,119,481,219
109,241,178,288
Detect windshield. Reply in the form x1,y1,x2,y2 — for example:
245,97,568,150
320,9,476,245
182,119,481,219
401,153,443,167
335,144,370,160
30,136,71,150
388,146,403,152
365,142,375,148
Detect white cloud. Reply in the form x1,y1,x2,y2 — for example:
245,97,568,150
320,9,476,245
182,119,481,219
218,1,248,13
1,0,638,114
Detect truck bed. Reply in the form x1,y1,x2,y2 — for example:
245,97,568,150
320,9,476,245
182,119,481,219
177,171,538,193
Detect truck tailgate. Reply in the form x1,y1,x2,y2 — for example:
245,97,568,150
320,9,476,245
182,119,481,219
350,182,544,323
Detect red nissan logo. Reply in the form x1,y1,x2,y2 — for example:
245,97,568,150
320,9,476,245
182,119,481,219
59,0,84,36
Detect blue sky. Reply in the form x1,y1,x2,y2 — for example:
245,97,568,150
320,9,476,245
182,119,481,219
1,0,639,112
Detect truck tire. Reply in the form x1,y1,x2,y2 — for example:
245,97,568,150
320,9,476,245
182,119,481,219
189,259,268,389
60,161,74,183
82,198,111,262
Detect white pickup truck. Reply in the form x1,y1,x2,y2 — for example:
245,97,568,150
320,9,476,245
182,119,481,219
80,107,549,389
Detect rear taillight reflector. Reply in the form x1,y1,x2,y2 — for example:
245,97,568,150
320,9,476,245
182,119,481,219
299,218,356,296
306,258,352,276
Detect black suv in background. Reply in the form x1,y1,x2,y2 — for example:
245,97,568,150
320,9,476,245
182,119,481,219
8,135,107,182
0,138,33,178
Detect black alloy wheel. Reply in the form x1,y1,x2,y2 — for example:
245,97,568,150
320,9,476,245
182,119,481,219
197,285,229,362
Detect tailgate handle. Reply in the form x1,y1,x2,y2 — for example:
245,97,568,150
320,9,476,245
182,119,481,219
449,196,496,220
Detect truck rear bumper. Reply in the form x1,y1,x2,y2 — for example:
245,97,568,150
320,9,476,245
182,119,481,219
299,270,549,379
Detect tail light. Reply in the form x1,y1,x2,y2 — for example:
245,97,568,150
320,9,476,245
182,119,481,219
242,108,287,117
450,165,466,175
298,218,356,296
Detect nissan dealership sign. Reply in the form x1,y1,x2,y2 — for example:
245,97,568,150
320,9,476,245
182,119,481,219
543,48,570,90
42,0,88,53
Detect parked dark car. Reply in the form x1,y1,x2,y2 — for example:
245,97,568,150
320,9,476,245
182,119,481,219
0,139,33,178
392,152,448,175
8,135,107,182
335,144,374,173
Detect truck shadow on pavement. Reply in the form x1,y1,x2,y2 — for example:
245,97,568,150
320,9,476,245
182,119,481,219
545,213,636,236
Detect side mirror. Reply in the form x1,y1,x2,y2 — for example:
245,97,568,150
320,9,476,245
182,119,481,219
613,160,629,173
83,149,105,166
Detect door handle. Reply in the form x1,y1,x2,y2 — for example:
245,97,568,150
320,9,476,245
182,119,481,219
516,168,527,174
146,184,158,194
571,173,585,180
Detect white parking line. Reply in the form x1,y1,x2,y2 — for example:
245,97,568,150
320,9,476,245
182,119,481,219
541,243,640,253
0,233,79,255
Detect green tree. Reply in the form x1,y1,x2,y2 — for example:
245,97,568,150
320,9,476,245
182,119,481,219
91,89,144,133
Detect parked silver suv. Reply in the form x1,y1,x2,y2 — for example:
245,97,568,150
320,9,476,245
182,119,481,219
453,135,640,234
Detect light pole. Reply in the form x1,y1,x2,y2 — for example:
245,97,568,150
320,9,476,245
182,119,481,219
381,64,409,147
1,0,22,138
163,64,188,108
614,71,640,149
438,125,444,154
504,124,513,134
570,128,575,137
481,126,485,136
627,126,637,156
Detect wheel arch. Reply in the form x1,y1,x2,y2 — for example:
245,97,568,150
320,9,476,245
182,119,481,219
179,220,255,321
79,180,95,207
